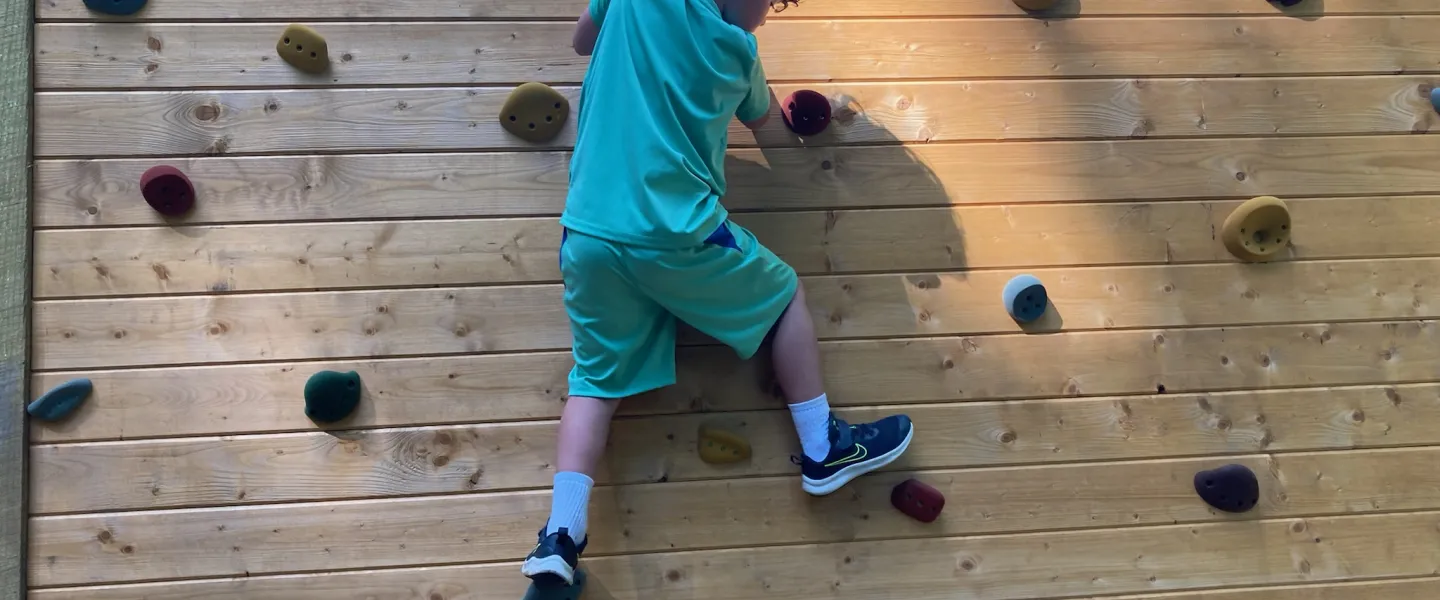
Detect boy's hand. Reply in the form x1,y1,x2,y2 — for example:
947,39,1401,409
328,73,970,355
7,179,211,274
741,87,779,130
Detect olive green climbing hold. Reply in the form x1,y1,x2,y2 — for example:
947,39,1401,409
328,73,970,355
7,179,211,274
698,425,751,464
277,24,330,74
304,370,361,423
500,82,570,143
28,378,93,421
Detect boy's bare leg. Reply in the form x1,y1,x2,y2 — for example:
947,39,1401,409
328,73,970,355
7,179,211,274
770,282,825,404
556,395,620,476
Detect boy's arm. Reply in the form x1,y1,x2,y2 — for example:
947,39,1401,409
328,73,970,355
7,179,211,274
737,56,773,130
573,0,609,56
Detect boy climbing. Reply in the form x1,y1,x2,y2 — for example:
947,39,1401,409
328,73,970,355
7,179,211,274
521,0,915,586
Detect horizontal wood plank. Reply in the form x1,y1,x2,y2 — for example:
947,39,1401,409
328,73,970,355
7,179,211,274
33,196,1440,297
28,459,1440,586
33,76,1439,156
27,574,1440,600
29,381,1440,511
28,319,1440,441
35,17,1440,88
24,448,1440,585
36,134,1440,228
31,254,1440,368
36,0,1428,21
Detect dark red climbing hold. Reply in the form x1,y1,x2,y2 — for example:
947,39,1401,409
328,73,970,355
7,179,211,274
140,165,196,217
891,478,945,523
1193,464,1259,513
780,90,832,136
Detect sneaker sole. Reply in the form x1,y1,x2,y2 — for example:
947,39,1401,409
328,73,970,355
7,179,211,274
521,554,575,586
801,426,915,496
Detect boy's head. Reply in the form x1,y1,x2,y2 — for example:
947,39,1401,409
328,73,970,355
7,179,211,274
719,0,776,31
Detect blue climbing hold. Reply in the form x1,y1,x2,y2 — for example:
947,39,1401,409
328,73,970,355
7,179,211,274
1002,274,1048,323
1430,87,1440,114
84,0,148,15
27,378,93,421
522,569,586,600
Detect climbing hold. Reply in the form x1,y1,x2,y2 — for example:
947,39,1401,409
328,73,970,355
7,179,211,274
1221,196,1291,262
84,0,147,15
697,425,752,464
523,568,586,600
139,165,196,217
1270,0,1304,7
891,478,945,523
1430,87,1440,114
500,83,570,143
276,24,330,74
27,378,93,421
304,370,362,423
1193,464,1259,513
1012,0,1059,10
1002,274,1048,323
780,90,832,136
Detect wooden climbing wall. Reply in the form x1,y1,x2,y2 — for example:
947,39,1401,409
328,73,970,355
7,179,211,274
23,0,1440,598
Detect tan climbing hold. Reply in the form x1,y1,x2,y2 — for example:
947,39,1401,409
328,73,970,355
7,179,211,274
277,24,329,74
501,82,570,143
698,425,751,464
1222,196,1291,262
1013,0,1059,10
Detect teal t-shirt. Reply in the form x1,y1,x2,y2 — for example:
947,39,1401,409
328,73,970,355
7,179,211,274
560,0,771,249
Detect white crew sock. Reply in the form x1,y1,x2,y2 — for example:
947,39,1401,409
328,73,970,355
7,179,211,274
544,471,594,542
788,393,833,462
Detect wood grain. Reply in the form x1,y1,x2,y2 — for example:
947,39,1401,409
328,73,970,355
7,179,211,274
31,251,1440,369
27,448,1440,585
35,17,1440,88
26,575,1440,600
33,198,1440,297
29,318,1440,441
29,382,1440,511
33,76,1440,157
35,0,1433,21
36,134,1440,228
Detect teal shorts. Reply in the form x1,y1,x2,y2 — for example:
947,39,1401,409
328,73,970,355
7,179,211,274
561,222,799,399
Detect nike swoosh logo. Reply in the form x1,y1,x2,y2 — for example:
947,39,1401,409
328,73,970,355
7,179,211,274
824,443,868,468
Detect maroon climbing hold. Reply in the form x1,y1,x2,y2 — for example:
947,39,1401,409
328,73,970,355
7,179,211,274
891,478,944,523
140,165,196,217
780,90,832,136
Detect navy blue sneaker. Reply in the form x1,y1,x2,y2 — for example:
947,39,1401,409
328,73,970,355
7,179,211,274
797,413,914,496
520,527,587,586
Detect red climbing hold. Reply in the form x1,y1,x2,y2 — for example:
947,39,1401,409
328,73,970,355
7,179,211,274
780,90,832,136
891,478,945,523
140,165,196,217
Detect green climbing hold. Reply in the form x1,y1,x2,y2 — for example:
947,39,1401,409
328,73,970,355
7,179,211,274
304,370,362,423
28,378,93,421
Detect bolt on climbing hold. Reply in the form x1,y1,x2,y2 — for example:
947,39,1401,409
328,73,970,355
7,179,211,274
28,378,93,421
1221,196,1291,262
277,24,330,74
698,424,752,464
781,90,832,136
891,478,945,523
501,83,570,143
84,0,147,16
1002,274,1049,323
1013,0,1059,11
304,370,362,423
140,165,196,217
1193,464,1260,513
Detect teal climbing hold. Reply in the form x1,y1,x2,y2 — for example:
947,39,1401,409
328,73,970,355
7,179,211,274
84,0,148,16
304,370,362,423
27,378,93,421
1002,274,1048,323
1430,87,1440,113
523,569,586,600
